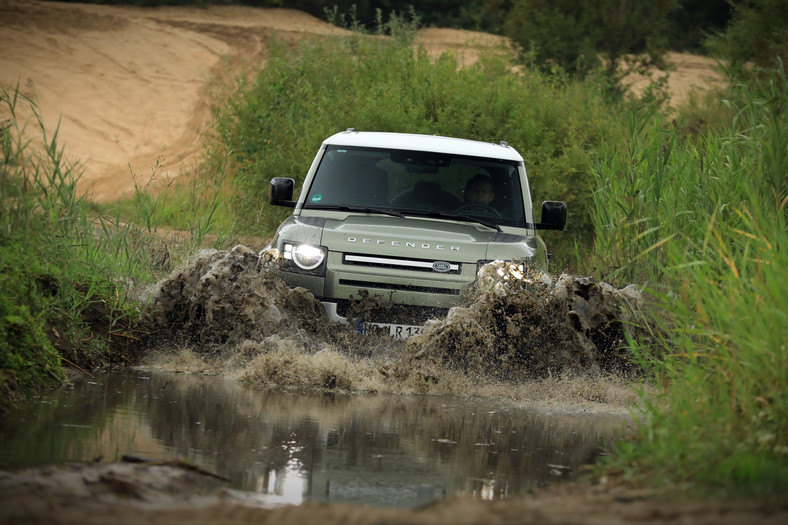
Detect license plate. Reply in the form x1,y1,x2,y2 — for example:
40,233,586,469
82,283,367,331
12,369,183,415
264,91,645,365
357,322,424,338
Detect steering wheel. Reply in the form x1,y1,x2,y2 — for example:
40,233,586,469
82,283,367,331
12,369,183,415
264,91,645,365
455,202,502,218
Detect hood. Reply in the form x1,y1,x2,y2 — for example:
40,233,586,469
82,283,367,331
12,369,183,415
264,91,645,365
319,215,535,263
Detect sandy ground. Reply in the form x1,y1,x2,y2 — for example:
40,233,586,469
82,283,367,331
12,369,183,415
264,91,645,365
0,0,723,203
2,2,766,523
1,460,786,525
0,0,351,201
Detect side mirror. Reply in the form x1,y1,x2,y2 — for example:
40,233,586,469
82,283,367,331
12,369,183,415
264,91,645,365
269,177,296,207
536,201,567,231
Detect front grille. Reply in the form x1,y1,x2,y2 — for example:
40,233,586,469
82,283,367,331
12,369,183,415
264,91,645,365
343,253,461,274
338,279,461,295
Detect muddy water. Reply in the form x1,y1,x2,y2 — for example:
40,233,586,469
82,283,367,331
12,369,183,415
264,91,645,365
1,246,649,509
0,370,630,508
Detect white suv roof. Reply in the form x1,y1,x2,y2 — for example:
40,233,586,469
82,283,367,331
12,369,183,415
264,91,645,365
323,130,524,162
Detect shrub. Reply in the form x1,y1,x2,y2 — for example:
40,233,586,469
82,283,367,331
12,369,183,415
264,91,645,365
208,25,623,265
0,87,149,406
501,0,680,78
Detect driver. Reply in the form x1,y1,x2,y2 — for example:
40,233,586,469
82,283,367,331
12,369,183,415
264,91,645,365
463,174,495,206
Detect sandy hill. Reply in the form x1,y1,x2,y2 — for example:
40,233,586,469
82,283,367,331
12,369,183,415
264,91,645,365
0,0,722,202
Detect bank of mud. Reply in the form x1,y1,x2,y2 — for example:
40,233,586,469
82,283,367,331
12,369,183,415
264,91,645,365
3,460,786,525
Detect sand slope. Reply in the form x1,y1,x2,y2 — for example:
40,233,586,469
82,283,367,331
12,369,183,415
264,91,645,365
0,0,346,200
1,0,722,202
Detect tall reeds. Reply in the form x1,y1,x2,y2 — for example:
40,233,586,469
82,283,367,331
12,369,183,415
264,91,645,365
1,87,152,399
590,65,788,494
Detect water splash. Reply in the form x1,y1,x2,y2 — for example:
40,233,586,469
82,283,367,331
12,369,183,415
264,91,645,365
403,261,646,381
140,246,649,412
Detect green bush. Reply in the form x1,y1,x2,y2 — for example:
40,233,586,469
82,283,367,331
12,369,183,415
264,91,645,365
0,293,62,393
705,0,788,71
501,0,679,78
208,25,624,265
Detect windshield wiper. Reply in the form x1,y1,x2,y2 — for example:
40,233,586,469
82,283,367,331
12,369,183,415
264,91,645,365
306,204,500,231
400,209,502,232
308,204,405,219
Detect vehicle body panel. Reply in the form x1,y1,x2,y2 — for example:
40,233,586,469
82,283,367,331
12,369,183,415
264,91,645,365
267,130,563,331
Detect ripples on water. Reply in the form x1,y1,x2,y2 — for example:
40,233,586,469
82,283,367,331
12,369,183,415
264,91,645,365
0,371,633,507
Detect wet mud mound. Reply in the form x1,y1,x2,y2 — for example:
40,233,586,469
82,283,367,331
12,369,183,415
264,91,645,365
0,461,230,518
142,245,399,393
402,262,646,380
144,245,350,351
142,249,646,394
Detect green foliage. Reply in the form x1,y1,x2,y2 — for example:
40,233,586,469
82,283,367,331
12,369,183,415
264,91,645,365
208,24,623,262
590,65,788,495
0,87,156,406
705,0,788,70
502,0,680,77
0,295,62,393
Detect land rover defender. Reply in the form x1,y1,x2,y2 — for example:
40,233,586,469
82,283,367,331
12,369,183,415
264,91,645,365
267,130,566,336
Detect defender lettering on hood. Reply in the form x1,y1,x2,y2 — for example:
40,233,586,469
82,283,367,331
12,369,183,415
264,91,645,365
266,130,567,336
347,237,461,251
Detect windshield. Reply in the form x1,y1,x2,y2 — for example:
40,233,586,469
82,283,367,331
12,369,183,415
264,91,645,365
303,145,528,228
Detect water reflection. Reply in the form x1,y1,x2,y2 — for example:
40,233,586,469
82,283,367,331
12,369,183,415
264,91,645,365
0,371,629,508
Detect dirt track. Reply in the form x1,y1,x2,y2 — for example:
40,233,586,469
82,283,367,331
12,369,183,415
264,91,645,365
0,0,722,202
2,460,786,525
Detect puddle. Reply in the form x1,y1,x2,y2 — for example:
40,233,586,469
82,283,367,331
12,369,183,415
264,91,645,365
0,246,651,510
0,371,630,508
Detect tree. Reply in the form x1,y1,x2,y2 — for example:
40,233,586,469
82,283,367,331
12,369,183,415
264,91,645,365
706,0,788,70
502,0,680,77
666,0,732,52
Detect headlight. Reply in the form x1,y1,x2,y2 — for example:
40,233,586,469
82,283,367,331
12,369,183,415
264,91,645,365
283,242,327,271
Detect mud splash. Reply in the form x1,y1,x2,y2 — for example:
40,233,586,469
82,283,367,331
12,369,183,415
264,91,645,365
144,245,345,349
142,246,648,410
405,262,646,381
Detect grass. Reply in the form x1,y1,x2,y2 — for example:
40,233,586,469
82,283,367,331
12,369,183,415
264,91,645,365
588,64,788,496
0,85,239,407
95,149,238,248
1,89,114,399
